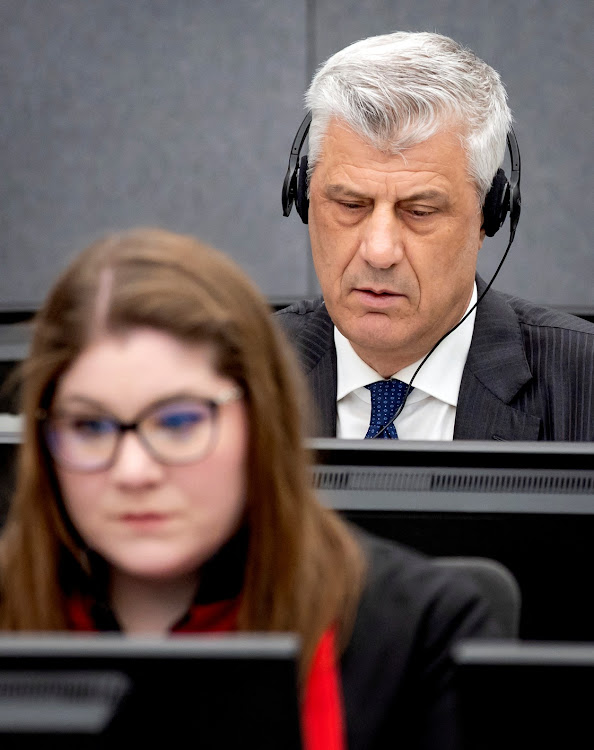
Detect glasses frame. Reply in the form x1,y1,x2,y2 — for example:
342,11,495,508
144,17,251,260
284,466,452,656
39,386,243,473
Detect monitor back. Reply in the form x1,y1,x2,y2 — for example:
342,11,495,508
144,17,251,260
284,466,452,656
453,640,594,750
310,438,594,641
0,633,303,749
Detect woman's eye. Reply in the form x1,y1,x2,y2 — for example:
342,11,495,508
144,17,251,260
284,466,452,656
157,410,206,432
71,418,114,437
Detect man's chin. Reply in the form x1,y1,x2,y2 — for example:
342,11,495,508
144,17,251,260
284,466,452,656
338,314,411,352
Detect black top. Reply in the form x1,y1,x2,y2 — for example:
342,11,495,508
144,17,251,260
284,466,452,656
342,530,499,750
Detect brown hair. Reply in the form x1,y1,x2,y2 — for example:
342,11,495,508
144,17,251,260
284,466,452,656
0,228,365,677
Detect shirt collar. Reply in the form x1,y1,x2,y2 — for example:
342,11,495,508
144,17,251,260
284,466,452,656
335,283,477,407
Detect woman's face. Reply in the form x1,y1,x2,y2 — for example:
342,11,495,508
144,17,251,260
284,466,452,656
51,328,248,585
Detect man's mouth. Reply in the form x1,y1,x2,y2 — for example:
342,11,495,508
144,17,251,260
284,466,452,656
356,287,402,297
352,287,404,308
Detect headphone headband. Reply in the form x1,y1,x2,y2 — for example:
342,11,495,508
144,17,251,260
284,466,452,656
505,127,522,239
281,112,312,217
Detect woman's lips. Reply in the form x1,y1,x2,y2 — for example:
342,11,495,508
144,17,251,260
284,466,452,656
120,512,171,530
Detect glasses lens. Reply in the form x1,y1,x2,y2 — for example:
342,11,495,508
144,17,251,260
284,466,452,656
46,415,118,470
140,399,215,463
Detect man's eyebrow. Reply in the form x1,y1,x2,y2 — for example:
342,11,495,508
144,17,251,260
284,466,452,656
324,184,450,204
399,189,449,204
325,184,368,200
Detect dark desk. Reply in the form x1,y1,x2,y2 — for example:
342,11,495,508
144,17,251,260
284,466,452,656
312,439,594,642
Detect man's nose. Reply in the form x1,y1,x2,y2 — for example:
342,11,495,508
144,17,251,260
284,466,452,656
359,205,405,269
110,431,163,487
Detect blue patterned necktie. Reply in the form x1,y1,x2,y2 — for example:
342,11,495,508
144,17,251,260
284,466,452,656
365,379,412,439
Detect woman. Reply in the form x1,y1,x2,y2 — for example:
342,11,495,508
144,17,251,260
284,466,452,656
0,228,495,749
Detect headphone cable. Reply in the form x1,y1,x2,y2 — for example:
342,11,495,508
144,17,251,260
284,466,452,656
372,225,516,438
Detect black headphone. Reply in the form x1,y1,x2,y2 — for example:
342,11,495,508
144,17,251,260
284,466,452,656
282,112,521,240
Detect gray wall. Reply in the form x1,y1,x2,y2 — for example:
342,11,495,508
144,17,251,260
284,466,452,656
1,0,592,308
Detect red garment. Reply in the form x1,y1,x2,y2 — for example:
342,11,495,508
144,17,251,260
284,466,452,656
302,627,346,750
66,596,345,750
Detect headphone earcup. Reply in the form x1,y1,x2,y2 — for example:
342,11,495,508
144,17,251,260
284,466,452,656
482,168,510,237
295,155,310,224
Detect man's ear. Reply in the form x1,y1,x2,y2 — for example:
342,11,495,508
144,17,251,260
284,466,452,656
478,205,487,247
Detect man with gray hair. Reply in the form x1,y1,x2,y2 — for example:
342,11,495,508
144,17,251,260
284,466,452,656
278,31,594,441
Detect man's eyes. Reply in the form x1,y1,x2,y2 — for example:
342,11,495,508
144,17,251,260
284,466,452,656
407,207,437,217
335,201,438,216
338,201,366,210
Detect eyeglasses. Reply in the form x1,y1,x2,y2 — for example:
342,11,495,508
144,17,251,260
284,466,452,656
41,388,243,473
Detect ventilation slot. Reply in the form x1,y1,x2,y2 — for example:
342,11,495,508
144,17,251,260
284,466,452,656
312,467,594,495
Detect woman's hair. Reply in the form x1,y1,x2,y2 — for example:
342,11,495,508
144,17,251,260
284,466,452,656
0,228,365,676
305,31,512,201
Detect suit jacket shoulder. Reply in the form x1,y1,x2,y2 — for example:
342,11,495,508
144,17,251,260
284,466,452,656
275,296,332,364
341,529,498,750
276,298,337,436
456,280,594,440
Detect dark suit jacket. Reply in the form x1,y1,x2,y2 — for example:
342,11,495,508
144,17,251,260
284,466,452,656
342,529,499,750
275,277,594,440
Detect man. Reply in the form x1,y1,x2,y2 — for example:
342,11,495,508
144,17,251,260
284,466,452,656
278,31,594,440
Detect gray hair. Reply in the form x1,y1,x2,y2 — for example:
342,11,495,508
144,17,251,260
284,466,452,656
305,31,512,201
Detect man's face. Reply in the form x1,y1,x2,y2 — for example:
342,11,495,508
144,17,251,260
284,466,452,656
308,119,485,376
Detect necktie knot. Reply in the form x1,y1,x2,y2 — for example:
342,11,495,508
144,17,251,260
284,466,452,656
365,379,411,439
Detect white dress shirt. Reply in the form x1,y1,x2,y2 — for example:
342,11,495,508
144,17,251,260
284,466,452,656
335,284,477,440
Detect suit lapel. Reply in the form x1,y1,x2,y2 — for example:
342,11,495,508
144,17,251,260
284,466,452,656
292,302,337,437
454,277,542,440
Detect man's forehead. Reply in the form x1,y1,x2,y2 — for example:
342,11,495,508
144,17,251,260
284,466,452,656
314,121,471,195
318,117,467,163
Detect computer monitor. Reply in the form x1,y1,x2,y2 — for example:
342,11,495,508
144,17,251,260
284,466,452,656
308,438,594,641
0,633,302,748
453,639,594,750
